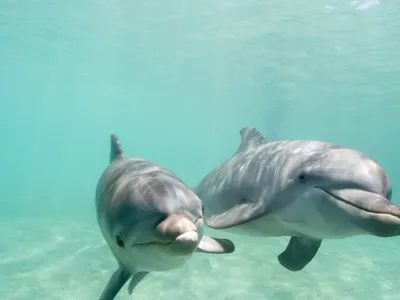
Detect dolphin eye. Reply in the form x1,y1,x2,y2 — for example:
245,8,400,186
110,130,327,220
201,202,204,215
298,172,307,182
115,235,125,248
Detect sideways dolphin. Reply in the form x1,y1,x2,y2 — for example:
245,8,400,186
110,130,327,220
95,133,235,300
194,127,399,271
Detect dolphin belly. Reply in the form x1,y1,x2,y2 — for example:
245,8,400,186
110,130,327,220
276,189,369,239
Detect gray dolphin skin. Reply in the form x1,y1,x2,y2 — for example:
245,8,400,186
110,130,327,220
95,134,235,300
194,127,400,272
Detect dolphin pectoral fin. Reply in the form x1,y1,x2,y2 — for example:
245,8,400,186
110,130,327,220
99,266,131,300
196,235,235,254
277,236,322,272
206,202,268,229
128,272,149,295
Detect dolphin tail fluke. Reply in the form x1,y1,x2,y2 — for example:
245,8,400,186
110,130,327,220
277,236,322,272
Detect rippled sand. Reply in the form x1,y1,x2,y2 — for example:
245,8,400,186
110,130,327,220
1,217,399,299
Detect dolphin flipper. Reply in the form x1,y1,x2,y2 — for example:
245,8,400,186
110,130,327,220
278,236,322,271
196,235,235,253
99,266,131,300
128,272,148,295
206,201,268,229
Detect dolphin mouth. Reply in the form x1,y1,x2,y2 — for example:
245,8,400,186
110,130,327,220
134,238,175,247
134,231,199,249
315,187,400,218
168,230,199,254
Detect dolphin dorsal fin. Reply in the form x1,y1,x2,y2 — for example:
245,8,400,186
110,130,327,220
110,133,125,163
235,127,267,154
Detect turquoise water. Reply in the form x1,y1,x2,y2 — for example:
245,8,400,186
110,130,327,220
1,0,400,299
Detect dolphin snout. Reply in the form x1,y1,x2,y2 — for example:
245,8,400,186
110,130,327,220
156,215,199,254
319,188,400,237
320,149,392,200
156,215,198,240
170,231,199,254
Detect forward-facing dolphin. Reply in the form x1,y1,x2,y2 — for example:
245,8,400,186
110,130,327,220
95,134,235,300
194,127,400,272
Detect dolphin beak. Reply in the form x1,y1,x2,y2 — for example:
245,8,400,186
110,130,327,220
154,215,199,254
170,231,199,254
316,188,399,215
316,187,400,236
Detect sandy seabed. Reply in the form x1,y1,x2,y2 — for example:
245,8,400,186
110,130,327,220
1,217,399,300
